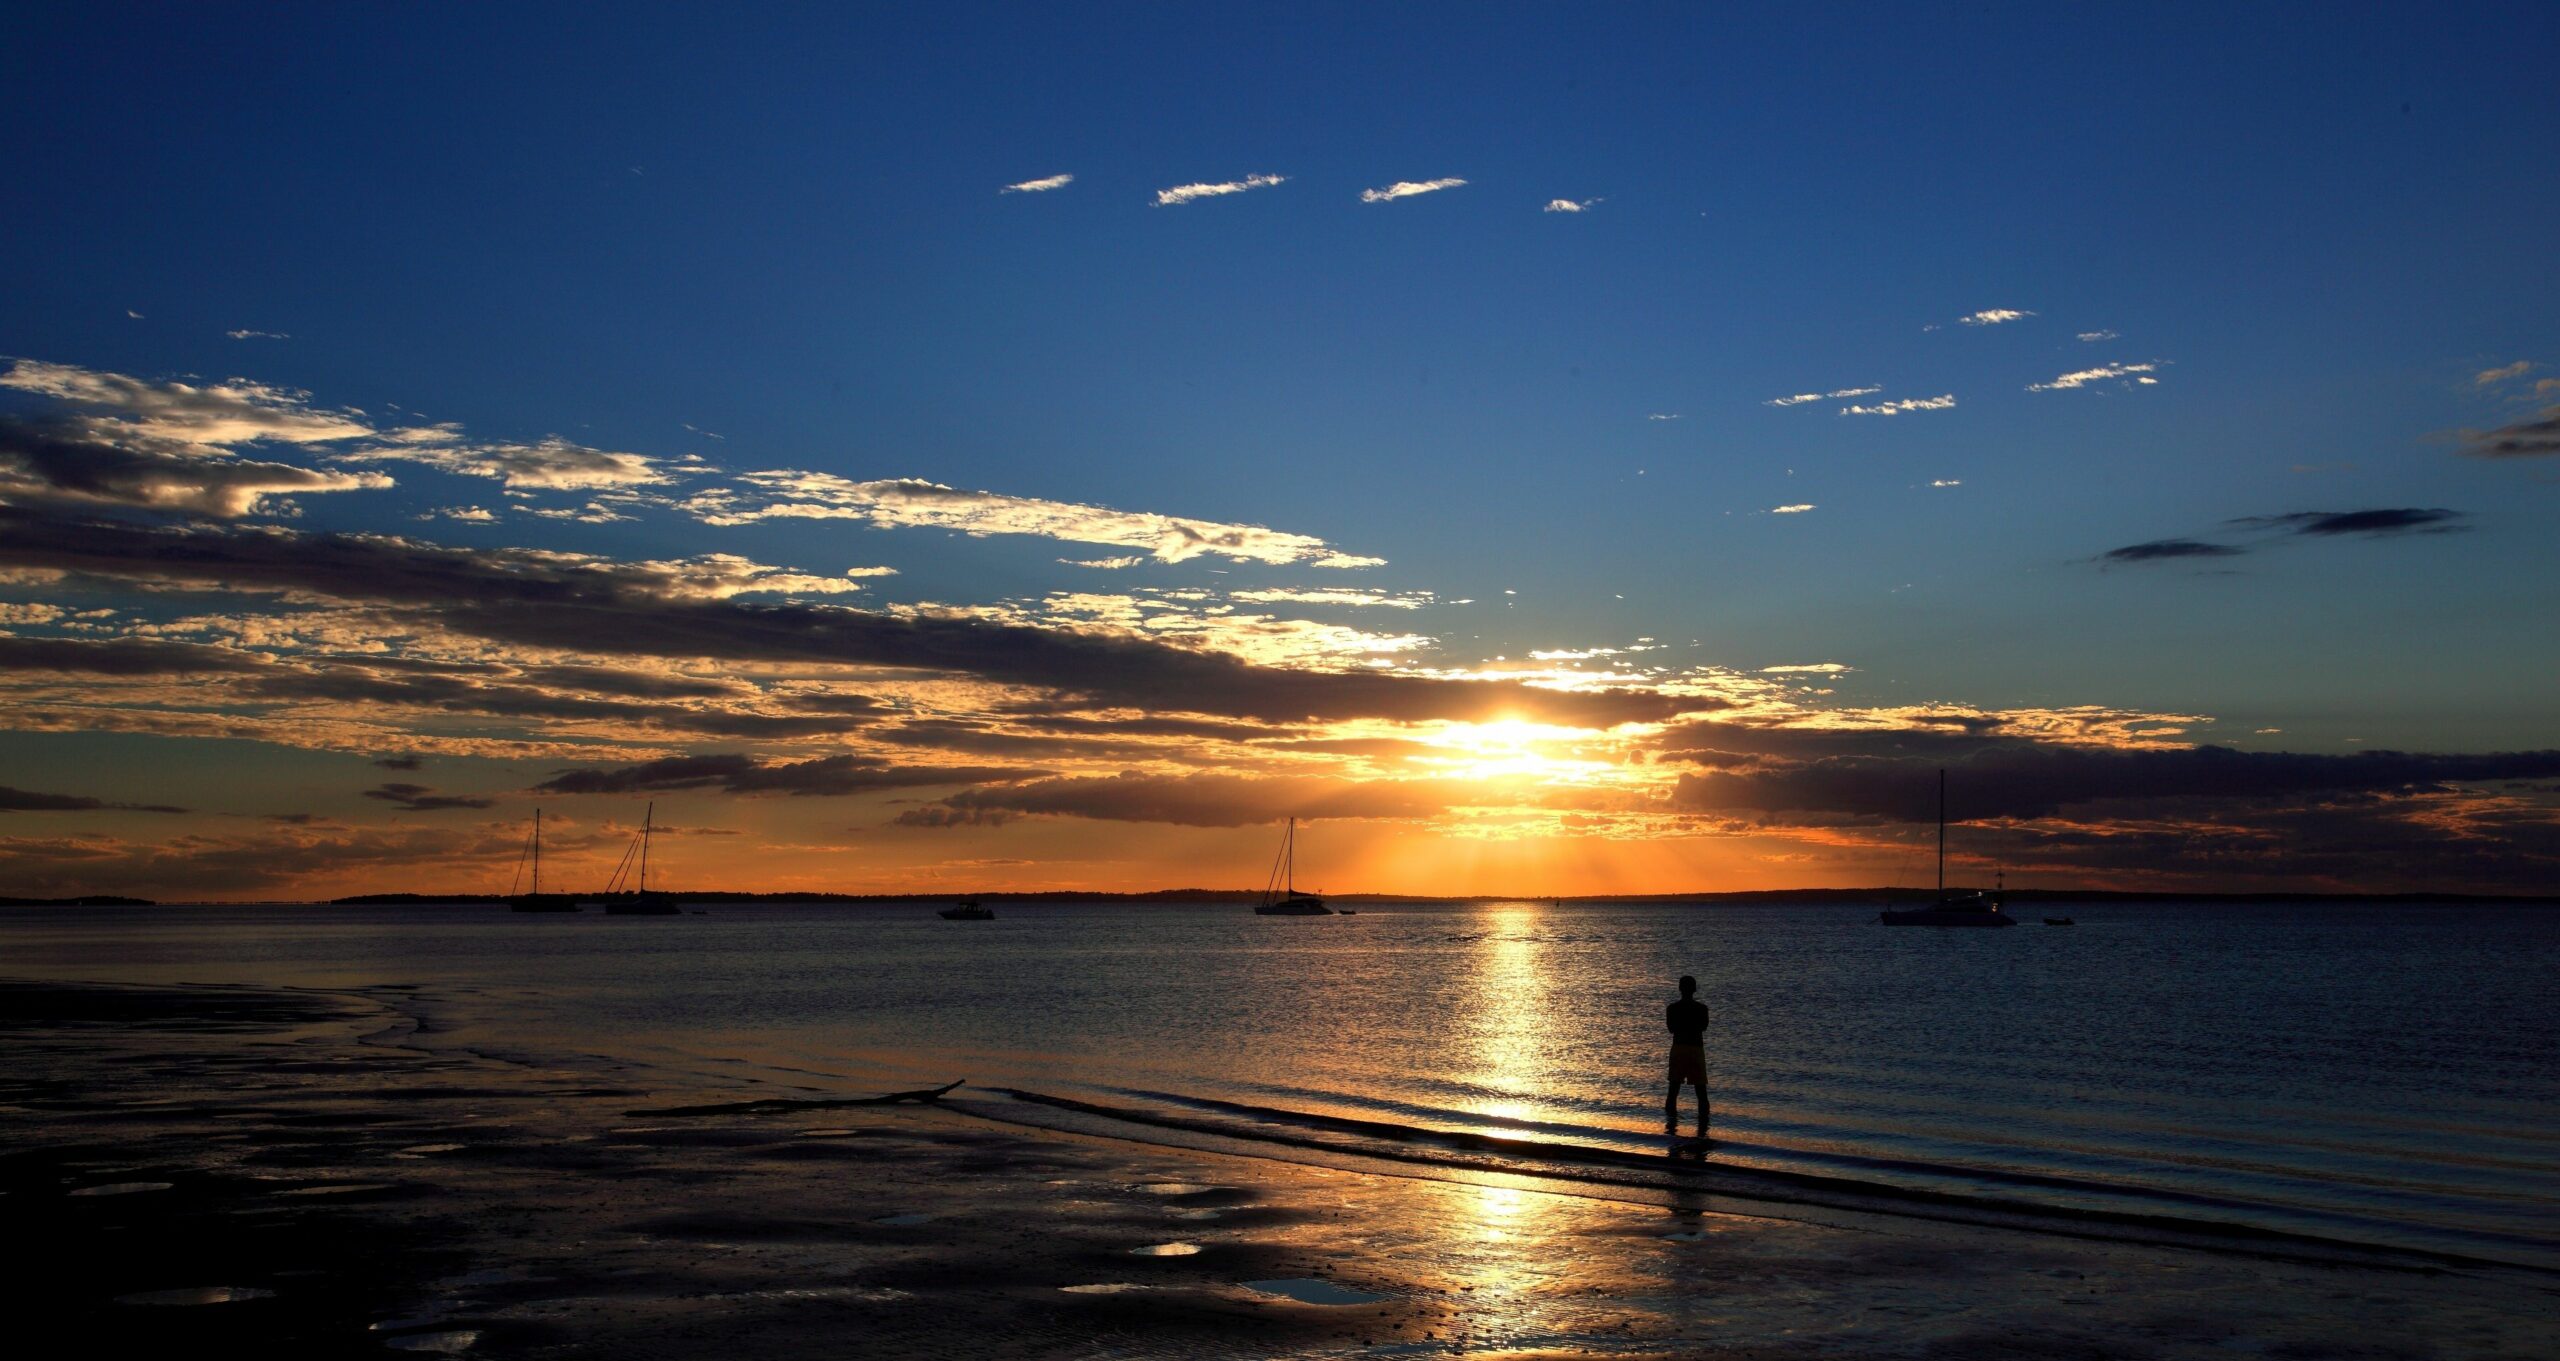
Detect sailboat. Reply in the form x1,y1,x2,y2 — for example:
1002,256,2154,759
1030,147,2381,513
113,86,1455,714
600,802,683,916
1878,771,2017,927
506,808,584,913
1254,816,1333,915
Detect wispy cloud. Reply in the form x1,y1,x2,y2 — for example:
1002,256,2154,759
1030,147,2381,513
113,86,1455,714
1770,504,1816,514
1959,309,2035,326
1001,173,1073,194
682,472,1381,567
2100,538,2247,564
1360,178,1466,203
1543,198,1599,213
0,785,186,814
1766,386,1879,408
1154,173,1286,206
1841,395,1955,416
1761,662,1851,674
2076,329,2119,343
2452,406,2560,459
338,430,669,489
1,359,371,447
2475,360,2533,387
2231,508,2468,538
361,782,491,812
224,329,289,341
1647,412,1682,421
1060,556,1144,570
1930,478,1962,488
2027,362,2160,392
422,506,498,523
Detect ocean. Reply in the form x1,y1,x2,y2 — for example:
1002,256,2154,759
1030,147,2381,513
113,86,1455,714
6,898,2554,1268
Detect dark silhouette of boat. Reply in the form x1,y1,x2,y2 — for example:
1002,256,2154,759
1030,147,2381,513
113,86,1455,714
506,808,583,913
600,802,682,916
1880,772,2017,928
937,900,993,920
1254,817,1332,915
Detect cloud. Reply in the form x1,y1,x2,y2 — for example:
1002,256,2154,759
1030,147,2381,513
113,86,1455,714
2474,360,2532,387
898,771,1475,828
1544,198,1598,213
0,635,275,675
1761,663,1851,674
2076,330,2120,343
373,755,423,770
1958,309,2034,326
2027,362,2159,392
1001,173,1073,193
0,785,187,814
1769,504,1815,514
682,472,1381,567
423,506,498,522
2231,508,2468,537
534,752,1033,797
2451,406,2560,459
1060,556,1144,570
1930,478,1962,488
1647,413,1681,421
338,431,668,489
224,329,290,341
1154,174,1285,206
0,359,371,446
1841,395,1955,416
1228,587,1434,610
361,782,493,812
0,417,392,518
1766,386,1880,408
2100,538,2247,564
0,511,1693,728
1360,178,1465,203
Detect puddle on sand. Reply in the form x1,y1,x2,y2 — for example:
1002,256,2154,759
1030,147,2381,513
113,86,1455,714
118,1286,278,1306
870,1213,934,1227
385,1331,479,1354
70,1182,174,1197
1243,1279,1391,1306
1129,1182,1222,1196
1130,1242,1202,1257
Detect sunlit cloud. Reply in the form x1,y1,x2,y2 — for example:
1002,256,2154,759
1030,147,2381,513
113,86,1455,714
1647,412,1681,421
1841,395,1955,415
338,430,669,489
682,471,1382,567
1762,663,1851,674
1930,478,1962,488
1060,555,1144,570
1154,173,1286,206
1229,587,1435,609
1001,173,1073,193
1360,177,1465,202
2077,329,2120,342
2027,361,2159,392
2474,360,2532,387
1959,308,2035,326
1766,386,1879,407
0,359,372,447
1770,503,1815,514
224,329,289,341
1543,197,1599,213
423,506,498,522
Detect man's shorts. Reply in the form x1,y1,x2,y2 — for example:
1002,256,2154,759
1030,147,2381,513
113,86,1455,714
1668,1043,1708,1085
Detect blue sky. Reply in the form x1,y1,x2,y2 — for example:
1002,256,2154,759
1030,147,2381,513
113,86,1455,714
1,3,2554,896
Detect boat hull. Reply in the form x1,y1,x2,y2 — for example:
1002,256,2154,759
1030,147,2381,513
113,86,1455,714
604,894,683,916
1255,896,1333,916
1879,906,2018,927
507,894,583,913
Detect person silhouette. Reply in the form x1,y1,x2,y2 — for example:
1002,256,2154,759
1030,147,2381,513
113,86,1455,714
1665,975,1710,1141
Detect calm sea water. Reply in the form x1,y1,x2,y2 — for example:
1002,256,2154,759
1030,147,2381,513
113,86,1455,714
6,900,2555,1266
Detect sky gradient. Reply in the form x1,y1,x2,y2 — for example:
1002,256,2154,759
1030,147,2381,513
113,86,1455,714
3,2,2556,899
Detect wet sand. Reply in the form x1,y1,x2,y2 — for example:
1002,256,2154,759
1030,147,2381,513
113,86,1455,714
3,979,2553,1359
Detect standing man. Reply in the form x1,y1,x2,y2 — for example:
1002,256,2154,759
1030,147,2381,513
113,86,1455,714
1665,974,1710,1142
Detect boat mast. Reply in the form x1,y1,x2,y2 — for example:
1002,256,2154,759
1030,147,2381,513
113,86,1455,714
1284,816,1295,896
1936,769,1945,899
533,807,543,896
639,802,653,894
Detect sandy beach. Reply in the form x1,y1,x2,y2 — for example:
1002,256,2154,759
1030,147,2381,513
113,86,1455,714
4,977,2553,1360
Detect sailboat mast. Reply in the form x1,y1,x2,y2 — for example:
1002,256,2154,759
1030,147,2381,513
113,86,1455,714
533,807,543,896
1284,816,1295,895
639,802,653,893
1936,770,1945,898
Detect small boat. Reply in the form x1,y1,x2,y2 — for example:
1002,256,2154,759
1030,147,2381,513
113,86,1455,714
2044,916,2076,927
1254,817,1333,915
507,808,584,913
600,802,683,916
1879,773,2017,928
937,901,993,920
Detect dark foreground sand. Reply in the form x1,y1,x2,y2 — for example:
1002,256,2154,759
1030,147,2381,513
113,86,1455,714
3,979,2552,1360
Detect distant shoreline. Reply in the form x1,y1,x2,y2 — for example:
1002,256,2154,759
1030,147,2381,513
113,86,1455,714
9,887,2555,908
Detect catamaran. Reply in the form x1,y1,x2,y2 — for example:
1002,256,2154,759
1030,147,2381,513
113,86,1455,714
506,808,583,913
599,802,683,916
1254,816,1333,915
1879,771,2017,927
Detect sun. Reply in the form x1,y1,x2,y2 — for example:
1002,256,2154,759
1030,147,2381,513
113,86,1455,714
1413,717,1614,785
